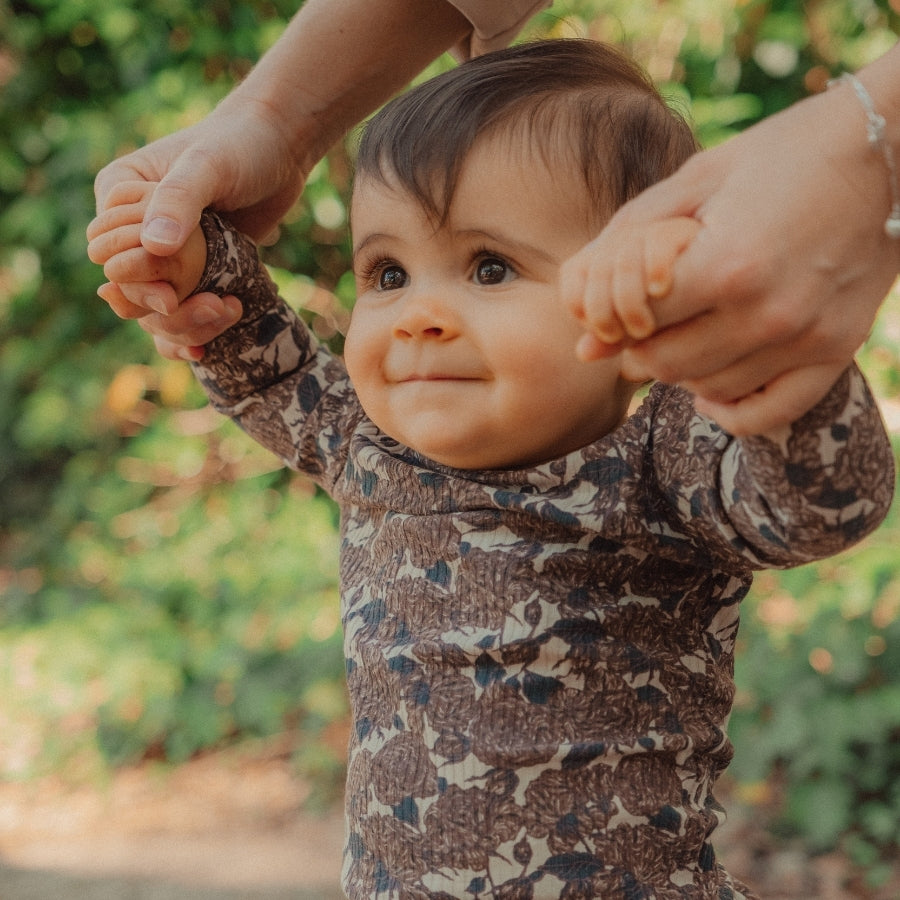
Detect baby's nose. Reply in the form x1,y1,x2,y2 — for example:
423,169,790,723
392,291,460,340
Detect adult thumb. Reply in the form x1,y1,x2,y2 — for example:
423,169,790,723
140,156,215,256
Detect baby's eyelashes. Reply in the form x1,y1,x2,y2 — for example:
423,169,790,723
354,255,409,292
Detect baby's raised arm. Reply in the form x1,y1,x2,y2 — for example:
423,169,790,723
561,216,700,365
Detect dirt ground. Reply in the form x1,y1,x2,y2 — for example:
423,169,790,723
0,741,896,900
0,742,345,900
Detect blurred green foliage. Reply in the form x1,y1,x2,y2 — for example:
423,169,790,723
1,0,898,877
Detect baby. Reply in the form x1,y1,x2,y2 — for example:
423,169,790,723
89,39,893,900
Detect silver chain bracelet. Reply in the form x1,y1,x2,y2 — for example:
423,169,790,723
829,72,900,239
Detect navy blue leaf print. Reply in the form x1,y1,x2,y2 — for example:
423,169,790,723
474,652,505,687
361,470,378,496
649,804,682,832
636,684,666,705
297,373,321,413
578,456,632,486
347,832,365,860
388,655,417,676
549,618,606,647
256,311,285,344
561,741,606,769
426,560,451,585
392,795,419,825
540,852,604,882
466,876,487,895
522,671,563,704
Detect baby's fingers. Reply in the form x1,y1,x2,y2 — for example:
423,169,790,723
644,217,702,299
101,179,158,211
151,335,206,362
560,246,625,344
610,238,655,340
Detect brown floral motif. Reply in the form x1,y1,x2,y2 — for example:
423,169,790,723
431,729,471,762
421,785,521,872
452,544,547,631
359,811,428,884
416,668,478,737
523,767,615,848
192,214,894,900
469,681,564,769
368,732,439,806
346,641,402,737
344,747,372,822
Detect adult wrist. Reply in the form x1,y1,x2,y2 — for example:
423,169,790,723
215,87,319,184
829,72,900,238
854,44,900,231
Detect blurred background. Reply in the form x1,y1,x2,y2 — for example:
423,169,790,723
1,0,899,896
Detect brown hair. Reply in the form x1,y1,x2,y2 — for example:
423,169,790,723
355,39,699,225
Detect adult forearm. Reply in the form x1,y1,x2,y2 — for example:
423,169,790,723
224,0,471,175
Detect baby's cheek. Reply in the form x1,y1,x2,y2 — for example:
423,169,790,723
342,323,363,382
342,323,381,400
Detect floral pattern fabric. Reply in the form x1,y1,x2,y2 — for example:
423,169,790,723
192,213,894,899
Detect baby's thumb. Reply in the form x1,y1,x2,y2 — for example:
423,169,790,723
141,163,211,256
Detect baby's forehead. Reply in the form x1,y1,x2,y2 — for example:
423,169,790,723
351,128,611,234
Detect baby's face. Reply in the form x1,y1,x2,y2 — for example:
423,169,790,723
344,139,636,470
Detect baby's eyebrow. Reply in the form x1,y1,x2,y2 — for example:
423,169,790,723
456,228,557,265
351,232,392,263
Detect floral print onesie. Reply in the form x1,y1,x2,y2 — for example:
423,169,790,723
191,213,894,899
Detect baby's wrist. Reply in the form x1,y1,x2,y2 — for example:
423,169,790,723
194,210,274,320
195,210,247,296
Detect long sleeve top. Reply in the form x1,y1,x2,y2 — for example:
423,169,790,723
191,213,895,900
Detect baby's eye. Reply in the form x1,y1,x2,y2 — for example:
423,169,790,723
474,255,515,286
377,264,409,291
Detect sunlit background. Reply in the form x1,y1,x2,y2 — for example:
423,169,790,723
1,0,899,896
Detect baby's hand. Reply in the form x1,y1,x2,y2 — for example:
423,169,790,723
561,216,701,363
87,180,208,312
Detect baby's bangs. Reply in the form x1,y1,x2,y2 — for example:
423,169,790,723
352,39,698,225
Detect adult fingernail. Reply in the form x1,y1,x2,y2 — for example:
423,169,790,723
146,293,172,315
143,217,182,247
191,304,224,326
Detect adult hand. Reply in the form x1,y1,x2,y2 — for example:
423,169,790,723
579,57,900,435
93,97,305,317
87,179,245,361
